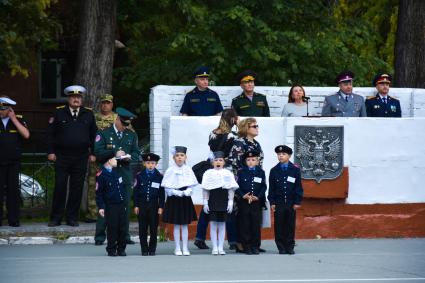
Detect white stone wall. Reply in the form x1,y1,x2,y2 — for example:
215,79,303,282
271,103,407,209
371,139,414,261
161,116,425,205
149,85,425,172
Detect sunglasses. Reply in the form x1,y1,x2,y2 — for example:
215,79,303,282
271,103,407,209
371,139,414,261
249,125,259,129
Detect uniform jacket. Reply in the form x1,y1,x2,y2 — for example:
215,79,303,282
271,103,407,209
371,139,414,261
236,166,267,199
95,167,126,209
180,87,223,116
47,105,97,155
0,115,26,163
267,161,303,206
133,169,165,208
322,91,367,117
365,94,401,117
231,92,270,117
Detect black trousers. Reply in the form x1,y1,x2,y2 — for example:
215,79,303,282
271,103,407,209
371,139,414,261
274,203,296,252
238,200,262,249
137,202,159,252
50,154,88,222
105,203,127,253
0,162,20,224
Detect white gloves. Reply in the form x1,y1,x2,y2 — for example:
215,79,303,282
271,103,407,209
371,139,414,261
203,204,209,214
183,188,192,197
227,201,233,214
174,189,184,197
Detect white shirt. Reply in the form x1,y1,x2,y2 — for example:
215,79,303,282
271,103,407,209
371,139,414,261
1,117,9,128
69,107,80,117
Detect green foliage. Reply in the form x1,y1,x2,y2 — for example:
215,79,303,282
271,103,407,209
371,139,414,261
115,0,396,112
0,0,61,77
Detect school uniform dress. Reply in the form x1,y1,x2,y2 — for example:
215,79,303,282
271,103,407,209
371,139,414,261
267,161,303,253
161,164,198,225
133,168,165,253
95,167,127,255
202,168,238,222
236,166,267,252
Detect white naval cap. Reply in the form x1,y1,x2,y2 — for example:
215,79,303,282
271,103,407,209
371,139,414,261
0,96,17,106
63,85,87,96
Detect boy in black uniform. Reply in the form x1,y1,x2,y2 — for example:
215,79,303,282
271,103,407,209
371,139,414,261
236,150,267,255
0,96,30,227
133,153,165,256
96,153,127,256
268,145,303,255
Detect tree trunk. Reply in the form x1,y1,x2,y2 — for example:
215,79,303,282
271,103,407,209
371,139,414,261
74,0,117,109
394,0,425,88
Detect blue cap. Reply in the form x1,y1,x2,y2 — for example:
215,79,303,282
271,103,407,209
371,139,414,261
194,66,210,78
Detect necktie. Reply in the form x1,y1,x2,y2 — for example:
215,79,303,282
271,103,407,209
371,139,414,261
383,97,387,104
118,132,122,139
345,95,349,102
72,109,77,119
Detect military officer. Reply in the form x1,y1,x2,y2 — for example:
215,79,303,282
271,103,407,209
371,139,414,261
180,66,223,116
231,70,270,117
321,71,367,117
47,85,97,227
366,73,401,117
94,107,140,245
0,96,30,227
85,94,118,223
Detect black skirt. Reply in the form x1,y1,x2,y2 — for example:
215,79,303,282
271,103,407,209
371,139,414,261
208,188,229,222
163,187,197,225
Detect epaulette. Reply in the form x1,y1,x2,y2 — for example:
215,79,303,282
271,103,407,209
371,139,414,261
233,95,243,100
255,92,265,97
84,107,93,111
56,105,65,109
366,96,376,100
16,114,23,119
388,95,399,101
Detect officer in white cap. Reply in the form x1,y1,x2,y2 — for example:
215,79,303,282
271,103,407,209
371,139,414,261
47,85,97,227
0,96,30,227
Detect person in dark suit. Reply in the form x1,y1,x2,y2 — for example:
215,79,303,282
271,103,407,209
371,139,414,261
268,145,303,255
133,153,164,256
366,73,401,117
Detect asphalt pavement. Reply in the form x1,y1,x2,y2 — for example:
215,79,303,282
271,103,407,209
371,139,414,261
1,239,425,283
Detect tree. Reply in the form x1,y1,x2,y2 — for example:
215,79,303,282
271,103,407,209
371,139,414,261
0,0,60,77
394,0,425,88
74,0,117,109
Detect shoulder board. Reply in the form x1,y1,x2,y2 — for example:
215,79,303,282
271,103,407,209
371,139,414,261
388,95,399,101
254,92,265,97
16,114,23,119
366,96,376,100
56,105,65,109
84,107,93,111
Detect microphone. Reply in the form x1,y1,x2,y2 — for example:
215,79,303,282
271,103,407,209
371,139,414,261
302,96,311,102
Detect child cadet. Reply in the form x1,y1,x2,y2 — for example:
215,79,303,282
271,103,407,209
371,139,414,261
133,153,165,256
267,145,303,255
95,153,127,257
236,150,267,255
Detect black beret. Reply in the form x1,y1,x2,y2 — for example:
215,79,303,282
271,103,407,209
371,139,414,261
275,145,293,155
142,153,160,162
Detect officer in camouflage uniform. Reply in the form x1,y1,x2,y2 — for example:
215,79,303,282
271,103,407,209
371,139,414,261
85,94,118,223
94,107,140,245
231,70,270,117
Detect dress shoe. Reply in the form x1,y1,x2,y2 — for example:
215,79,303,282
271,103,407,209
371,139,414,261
182,250,190,256
149,251,156,256
66,221,79,227
126,239,135,245
286,249,295,255
212,249,219,255
258,247,266,253
279,250,287,255
8,221,20,227
48,221,61,227
95,241,104,246
108,251,117,257
174,249,183,256
84,218,97,223
245,248,253,255
252,248,260,255
142,252,149,256
218,250,226,255
194,240,209,249
117,251,127,256
229,244,237,250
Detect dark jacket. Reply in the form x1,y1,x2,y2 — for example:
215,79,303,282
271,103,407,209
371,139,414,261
236,166,267,199
95,167,126,209
133,169,165,208
267,161,303,206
